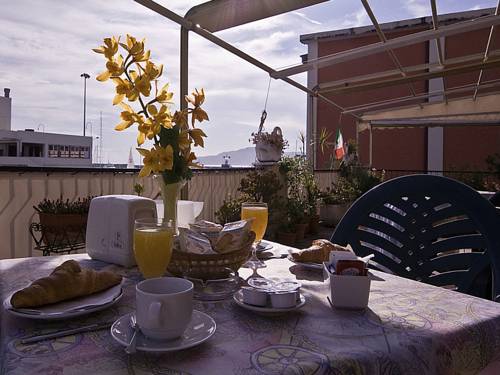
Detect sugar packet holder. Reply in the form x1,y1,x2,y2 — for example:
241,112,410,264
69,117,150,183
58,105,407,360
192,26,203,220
323,251,371,310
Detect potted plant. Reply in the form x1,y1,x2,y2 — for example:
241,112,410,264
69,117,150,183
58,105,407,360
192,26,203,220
287,197,308,241
34,197,92,246
276,220,296,246
319,177,359,226
215,195,243,225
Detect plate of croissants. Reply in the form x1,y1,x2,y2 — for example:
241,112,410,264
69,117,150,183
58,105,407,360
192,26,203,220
4,260,123,320
288,239,354,270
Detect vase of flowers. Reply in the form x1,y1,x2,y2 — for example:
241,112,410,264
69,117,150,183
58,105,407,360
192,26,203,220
94,35,209,230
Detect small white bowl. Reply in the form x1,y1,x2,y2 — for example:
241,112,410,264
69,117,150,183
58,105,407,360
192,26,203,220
270,291,297,309
242,287,268,306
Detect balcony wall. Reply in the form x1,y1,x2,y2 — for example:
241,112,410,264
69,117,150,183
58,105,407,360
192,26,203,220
0,166,253,260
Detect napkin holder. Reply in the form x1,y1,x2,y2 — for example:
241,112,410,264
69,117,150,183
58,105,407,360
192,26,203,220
86,195,157,267
323,252,371,310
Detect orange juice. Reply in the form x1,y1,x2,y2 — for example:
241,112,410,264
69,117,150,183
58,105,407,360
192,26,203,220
241,206,268,242
134,227,173,278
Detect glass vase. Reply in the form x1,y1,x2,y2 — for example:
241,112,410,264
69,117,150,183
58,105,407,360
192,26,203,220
157,176,185,233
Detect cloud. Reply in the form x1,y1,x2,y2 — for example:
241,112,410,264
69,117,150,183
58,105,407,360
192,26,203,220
403,0,430,18
293,12,322,25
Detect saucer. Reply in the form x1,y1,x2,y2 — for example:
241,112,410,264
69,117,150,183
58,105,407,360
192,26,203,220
111,310,216,352
233,290,306,315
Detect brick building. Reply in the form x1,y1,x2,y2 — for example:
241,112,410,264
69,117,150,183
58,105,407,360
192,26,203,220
300,8,500,172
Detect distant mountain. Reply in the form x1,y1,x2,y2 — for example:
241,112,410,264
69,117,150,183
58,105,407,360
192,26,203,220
196,147,256,167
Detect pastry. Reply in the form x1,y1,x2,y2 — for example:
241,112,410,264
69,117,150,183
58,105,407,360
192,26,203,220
291,240,353,263
312,239,353,253
10,260,122,308
290,245,325,263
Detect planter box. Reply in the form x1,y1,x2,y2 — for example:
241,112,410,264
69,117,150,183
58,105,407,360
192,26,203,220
38,213,87,246
319,203,351,226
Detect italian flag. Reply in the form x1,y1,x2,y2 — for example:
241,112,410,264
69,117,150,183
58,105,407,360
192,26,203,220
334,129,345,160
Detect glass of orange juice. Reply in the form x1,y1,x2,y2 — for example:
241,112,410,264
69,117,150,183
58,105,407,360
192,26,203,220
134,218,174,279
241,202,268,270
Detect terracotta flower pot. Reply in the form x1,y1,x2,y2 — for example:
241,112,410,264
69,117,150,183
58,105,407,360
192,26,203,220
276,231,296,246
294,223,308,241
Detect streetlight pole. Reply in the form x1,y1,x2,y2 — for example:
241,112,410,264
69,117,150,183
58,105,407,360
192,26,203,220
80,73,90,136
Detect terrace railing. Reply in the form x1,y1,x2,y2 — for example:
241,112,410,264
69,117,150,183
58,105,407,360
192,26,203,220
0,166,253,259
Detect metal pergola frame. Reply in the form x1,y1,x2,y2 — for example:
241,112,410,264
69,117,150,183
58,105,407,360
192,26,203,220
134,0,500,162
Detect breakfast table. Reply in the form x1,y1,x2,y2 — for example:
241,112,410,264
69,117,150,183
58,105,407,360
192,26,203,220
1,242,500,375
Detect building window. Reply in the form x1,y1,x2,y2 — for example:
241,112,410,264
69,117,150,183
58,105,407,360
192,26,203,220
80,146,90,159
22,143,44,157
48,144,90,159
48,145,58,158
70,146,80,158
0,143,17,157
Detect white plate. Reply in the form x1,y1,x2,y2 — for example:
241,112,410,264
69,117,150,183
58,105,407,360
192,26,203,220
4,284,123,320
111,310,216,352
287,255,323,270
233,290,306,314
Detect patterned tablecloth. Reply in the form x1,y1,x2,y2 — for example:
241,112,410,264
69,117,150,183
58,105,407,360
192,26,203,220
1,246,500,375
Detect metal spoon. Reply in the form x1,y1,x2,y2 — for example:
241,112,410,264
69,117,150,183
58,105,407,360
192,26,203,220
125,314,139,354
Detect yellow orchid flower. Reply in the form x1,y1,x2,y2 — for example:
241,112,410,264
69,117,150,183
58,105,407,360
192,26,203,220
136,147,159,177
186,89,209,126
115,103,140,131
136,145,173,177
186,151,201,168
147,104,172,134
120,35,145,57
96,55,124,82
134,49,151,63
134,74,151,97
93,36,119,60
191,106,209,126
157,145,174,171
172,110,188,128
157,83,174,104
144,61,163,80
189,128,207,147
111,77,133,105
185,88,205,107
178,129,191,151
95,34,210,182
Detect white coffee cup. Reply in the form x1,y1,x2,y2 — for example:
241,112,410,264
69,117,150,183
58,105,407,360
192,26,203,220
136,277,194,340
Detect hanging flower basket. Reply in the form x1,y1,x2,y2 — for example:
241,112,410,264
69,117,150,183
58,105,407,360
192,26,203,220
253,126,286,163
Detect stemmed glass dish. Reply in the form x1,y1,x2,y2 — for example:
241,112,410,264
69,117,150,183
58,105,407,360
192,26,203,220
134,218,174,279
241,202,268,272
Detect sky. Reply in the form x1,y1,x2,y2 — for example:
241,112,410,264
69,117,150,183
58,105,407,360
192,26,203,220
0,0,496,164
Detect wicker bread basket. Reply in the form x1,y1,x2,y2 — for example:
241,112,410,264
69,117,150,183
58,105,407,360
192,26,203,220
167,232,254,280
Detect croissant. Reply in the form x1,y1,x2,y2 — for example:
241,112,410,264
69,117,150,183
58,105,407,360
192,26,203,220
11,260,122,308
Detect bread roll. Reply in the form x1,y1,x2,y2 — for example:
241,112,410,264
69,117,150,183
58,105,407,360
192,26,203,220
291,240,354,263
11,260,122,308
